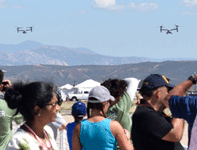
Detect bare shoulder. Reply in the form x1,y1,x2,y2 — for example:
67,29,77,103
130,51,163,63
74,122,81,130
73,122,81,135
110,120,121,127
110,120,124,137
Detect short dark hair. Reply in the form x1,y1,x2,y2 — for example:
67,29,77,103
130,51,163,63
140,86,168,98
5,81,54,121
101,78,127,98
73,116,84,121
139,88,156,98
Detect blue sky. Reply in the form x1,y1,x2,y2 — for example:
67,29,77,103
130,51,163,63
1,0,197,59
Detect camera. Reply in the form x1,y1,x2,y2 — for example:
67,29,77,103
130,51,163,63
2,81,8,91
2,81,8,85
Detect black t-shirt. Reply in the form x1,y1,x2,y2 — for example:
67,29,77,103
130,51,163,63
131,105,184,150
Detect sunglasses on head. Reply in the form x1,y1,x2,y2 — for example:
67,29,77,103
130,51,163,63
54,90,63,106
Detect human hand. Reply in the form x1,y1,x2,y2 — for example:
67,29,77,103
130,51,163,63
195,73,197,80
1,80,11,91
3,80,11,87
123,129,131,140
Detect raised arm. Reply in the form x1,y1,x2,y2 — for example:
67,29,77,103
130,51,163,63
164,74,197,108
162,118,185,142
162,74,197,142
124,77,140,102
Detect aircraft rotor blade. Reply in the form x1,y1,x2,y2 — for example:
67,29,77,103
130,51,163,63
160,25,163,32
174,24,178,32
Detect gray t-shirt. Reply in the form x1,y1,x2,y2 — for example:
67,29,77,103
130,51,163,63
48,112,66,139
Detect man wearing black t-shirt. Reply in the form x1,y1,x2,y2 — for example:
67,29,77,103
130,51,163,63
131,74,184,150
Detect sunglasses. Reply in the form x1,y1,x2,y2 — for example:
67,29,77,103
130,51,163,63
46,90,63,107
55,90,63,106
46,100,59,107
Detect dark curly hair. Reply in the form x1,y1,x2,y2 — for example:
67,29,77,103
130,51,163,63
101,78,128,98
4,81,54,121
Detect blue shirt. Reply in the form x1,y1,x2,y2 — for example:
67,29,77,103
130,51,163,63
66,122,77,150
169,95,197,140
66,121,84,150
80,118,117,150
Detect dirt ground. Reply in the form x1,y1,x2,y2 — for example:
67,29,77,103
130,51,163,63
61,114,189,147
181,121,188,146
61,101,189,147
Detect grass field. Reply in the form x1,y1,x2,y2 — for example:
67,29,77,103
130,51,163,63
60,101,87,110
60,101,137,114
60,100,172,115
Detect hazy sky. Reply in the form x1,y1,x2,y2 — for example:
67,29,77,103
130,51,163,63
1,0,197,59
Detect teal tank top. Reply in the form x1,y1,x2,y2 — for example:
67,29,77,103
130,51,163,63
80,118,117,150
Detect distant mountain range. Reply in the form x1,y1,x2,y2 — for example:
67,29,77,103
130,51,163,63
0,40,196,66
1,40,192,66
1,61,197,88
0,41,197,89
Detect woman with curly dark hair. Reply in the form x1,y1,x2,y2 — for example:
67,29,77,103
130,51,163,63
101,79,127,106
101,78,140,138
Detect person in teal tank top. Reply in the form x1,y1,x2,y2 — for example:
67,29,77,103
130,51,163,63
80,118,116,150
72,86,134,150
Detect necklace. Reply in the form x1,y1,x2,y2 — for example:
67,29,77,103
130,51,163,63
24,124,53,150
139,99,169,117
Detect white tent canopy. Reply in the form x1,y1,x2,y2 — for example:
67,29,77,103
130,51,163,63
75,79,100,88
59,79,100,101
60,84,73,90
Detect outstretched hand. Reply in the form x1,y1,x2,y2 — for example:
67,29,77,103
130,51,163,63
4,80,11,87
123,129,131,140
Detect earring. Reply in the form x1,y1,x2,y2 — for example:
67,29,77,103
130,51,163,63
38,113,41,117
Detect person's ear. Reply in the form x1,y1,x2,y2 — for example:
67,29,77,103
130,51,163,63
33,106,41,117
154,89,160,98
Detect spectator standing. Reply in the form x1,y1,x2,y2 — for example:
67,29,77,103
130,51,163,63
164,73,197,149
131,74,184,150
48,112,67,140
66,101,86,150
5,81,61,150
0,70,24,150
48,91,67,140
101,77,139,134
72,86,134,150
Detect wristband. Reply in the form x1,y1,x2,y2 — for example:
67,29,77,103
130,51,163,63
188,75,197,84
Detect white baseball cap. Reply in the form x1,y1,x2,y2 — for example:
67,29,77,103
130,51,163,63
88,86,115,103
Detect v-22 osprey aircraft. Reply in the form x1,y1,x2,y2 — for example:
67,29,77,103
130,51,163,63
160,25,178,34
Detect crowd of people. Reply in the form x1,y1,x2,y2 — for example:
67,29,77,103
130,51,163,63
0,68,197,150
